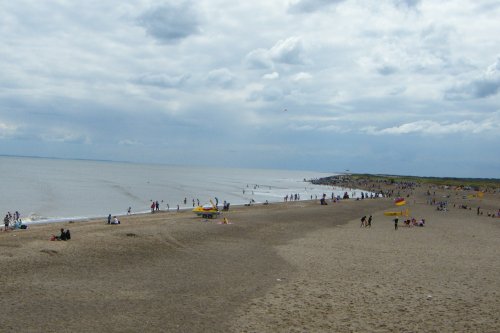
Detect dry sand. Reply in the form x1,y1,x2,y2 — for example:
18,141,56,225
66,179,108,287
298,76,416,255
1,186,499,332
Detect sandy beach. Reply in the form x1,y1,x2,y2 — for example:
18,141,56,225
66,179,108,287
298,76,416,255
1,184,499,332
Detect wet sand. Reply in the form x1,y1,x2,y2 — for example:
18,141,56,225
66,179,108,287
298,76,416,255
1,187,499,332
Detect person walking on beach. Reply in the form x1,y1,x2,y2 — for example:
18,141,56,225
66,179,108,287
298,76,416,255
4,214,9,231
394,218,398,230
151,202,155,213
107,214,111,224
360,216,366,227
368,215,372,228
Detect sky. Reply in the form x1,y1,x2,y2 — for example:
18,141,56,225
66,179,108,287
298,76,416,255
1,0,499,178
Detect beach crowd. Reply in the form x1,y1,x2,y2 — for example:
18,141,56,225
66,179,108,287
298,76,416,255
3,211,26,231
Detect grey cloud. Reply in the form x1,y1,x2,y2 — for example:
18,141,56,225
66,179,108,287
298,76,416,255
420,25,454,58
377,65,398,76
245,49,274,69
288,0,345,14
445,57,500,100
248,86,287,102
473,1,500,13
138,3,200,43
471,80,500,98
446,79,500,100
206,68,235,88
133,73,190,88
394,0,421,9
261,87,285,101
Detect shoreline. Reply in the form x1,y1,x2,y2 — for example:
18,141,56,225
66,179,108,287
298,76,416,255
17,193,374,227
13,181,374,227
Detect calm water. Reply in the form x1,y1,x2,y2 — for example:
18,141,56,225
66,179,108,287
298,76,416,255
0,156,355,224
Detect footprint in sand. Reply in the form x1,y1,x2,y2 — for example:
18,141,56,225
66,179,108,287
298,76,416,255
40,249,59,256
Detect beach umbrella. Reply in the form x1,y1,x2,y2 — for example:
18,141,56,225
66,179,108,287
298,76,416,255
394,197,406,206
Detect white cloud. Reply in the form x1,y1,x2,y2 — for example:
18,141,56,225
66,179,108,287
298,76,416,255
262,72,279,80
269,37,305,65
245,36,306,69
119,139,141,146
292,72,312,82
40,128,91,144
0,121,18,138
365,119,497,135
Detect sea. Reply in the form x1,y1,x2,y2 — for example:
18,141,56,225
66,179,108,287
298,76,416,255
0,156,359,224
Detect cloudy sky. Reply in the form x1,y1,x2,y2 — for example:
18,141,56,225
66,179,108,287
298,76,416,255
1,0,499,177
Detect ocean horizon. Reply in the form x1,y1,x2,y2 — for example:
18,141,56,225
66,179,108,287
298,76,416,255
1,156,361,224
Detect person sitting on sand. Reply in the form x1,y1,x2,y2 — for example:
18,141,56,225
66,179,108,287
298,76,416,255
111,216,120,225
56,228,67,241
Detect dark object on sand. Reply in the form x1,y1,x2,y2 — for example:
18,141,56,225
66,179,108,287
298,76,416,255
55,228,71,241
